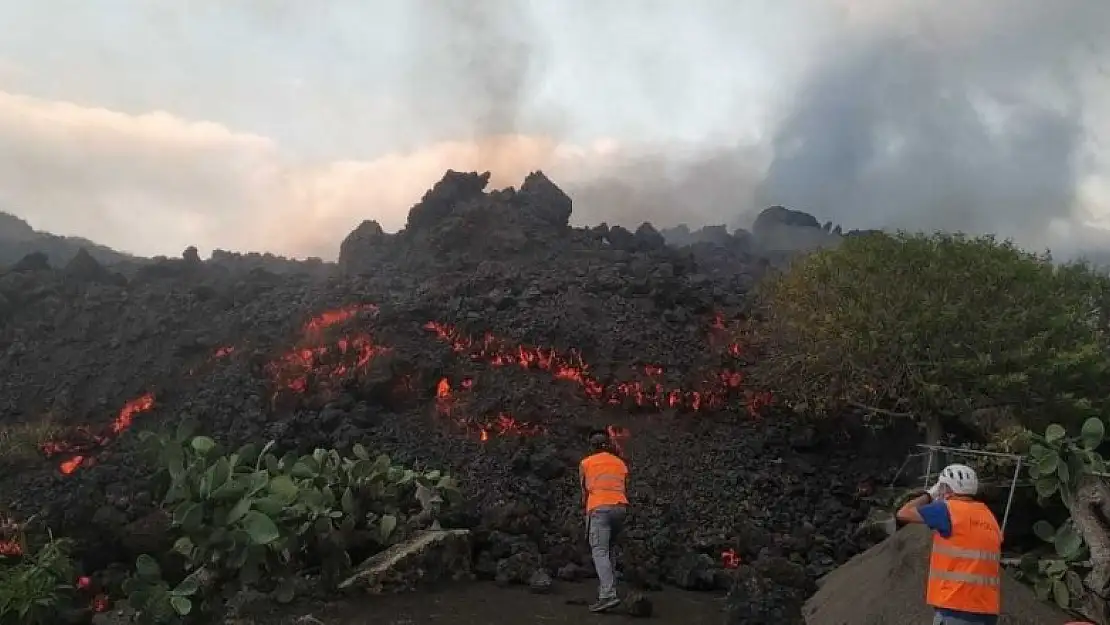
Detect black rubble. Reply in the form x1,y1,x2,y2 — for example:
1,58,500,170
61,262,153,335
0,170,914,623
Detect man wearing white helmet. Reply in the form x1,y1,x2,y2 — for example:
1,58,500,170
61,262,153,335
896,463,1002,625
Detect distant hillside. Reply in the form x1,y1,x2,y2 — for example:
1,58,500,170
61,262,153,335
0,211,137,268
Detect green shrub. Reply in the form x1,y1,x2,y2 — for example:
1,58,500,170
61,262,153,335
130,424,461,621
0,532,77,625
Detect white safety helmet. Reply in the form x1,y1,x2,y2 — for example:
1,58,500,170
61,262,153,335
938,464,979,496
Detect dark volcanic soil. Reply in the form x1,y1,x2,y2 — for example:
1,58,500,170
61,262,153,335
0,170,910,624
255,583,726,625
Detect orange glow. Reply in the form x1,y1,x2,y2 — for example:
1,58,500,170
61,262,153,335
0,540,21,557
41,393,156,475
213,345,235,358
92,594,110,612
721,549,740,568
423,321,754,413
433,376,542,441
266,305,389,401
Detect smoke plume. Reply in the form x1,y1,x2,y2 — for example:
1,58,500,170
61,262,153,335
0,0,1107,257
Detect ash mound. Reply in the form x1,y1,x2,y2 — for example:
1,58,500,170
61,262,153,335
0,171,907,620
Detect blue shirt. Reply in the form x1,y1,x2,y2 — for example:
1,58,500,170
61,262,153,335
917,500,999,625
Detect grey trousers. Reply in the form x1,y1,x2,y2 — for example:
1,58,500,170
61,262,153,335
933,612,998,625
588,505,628,601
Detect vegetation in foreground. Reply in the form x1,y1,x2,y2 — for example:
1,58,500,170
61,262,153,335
1,422,460,624
747,231,1110,622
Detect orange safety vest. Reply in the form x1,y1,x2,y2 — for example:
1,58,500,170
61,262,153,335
926,498,1002,615
580,452,629,512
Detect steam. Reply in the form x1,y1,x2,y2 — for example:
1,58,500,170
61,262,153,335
0,0,1108,257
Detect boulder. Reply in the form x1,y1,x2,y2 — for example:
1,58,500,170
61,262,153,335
339,529,473,594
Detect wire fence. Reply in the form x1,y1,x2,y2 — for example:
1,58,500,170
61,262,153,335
898,444,1025,536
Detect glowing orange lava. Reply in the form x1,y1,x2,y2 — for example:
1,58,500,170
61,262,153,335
423,321,757,413
721,548,741,568
266,305,389,400
40,393,156,474
434,377,542,441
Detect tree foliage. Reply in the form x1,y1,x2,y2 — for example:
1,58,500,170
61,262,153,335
747,231,1110,437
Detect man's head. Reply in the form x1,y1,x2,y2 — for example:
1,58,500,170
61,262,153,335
588,429,613,453
936,463,979,499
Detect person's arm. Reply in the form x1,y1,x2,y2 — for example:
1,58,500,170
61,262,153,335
579,463,588,512
897,497,953,538
896,492,932,524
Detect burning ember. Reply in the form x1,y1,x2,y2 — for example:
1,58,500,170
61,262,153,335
423,321,757,413
40,392,156,474
434,377,543,441
721,548,741,569
266,305,389,400
0,540,21,557
213,345,235,358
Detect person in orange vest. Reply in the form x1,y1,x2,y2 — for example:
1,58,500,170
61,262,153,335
580,429,630,613
896,463,1002,625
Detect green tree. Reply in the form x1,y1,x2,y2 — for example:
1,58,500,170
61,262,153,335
747,231,1110,443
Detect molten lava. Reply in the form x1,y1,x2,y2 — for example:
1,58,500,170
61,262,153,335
267,305,389,400
423,321,756,413
434,377,542,441
721,548,741,569
40,392,156,474
0,540,21,557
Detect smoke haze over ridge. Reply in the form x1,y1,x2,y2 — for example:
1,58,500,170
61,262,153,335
0,0,1107,259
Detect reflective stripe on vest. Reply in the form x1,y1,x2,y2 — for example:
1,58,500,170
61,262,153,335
926,499,1002,615
581,452,628,512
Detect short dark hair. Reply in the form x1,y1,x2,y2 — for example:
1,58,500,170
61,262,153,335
588,429,612,451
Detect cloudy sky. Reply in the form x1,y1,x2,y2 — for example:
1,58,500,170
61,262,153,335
0,0,1107,259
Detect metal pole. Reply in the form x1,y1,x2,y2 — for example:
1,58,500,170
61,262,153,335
1001,455,1022,537
924,448,935,490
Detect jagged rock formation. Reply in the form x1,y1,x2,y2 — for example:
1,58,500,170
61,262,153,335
0,172,909,620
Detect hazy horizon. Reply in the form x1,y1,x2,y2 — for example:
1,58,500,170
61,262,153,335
1,0,1108,260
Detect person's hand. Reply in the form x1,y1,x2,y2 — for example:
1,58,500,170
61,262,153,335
927,482,943,501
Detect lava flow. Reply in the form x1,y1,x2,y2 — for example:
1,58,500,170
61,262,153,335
721,548,741,568
40,393,156,475
267,305,389,400
434,377,543,441
0,540,20,557
423,321,753,413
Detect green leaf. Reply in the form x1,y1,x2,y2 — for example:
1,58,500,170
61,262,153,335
1034,477,1059,498
172,536,195,557
1032,520,1057,543
1029,444,1049,459
226,496,253,525
1045,424,1067,444
1036,451,1060,475
252,495,286,516
191,436,217,455
352,444,370,461
174,502,205,532
372,454,391,474
240,510,281,545
173,570,203,596
165,444,185,480
268,475,299,504
380,514,398,542
170,595,192,615
1052,579,1070,609
1081,417,1106,450
1054,524,1084,559
341,487,356,515
205,457,232,493
136,554,161,580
